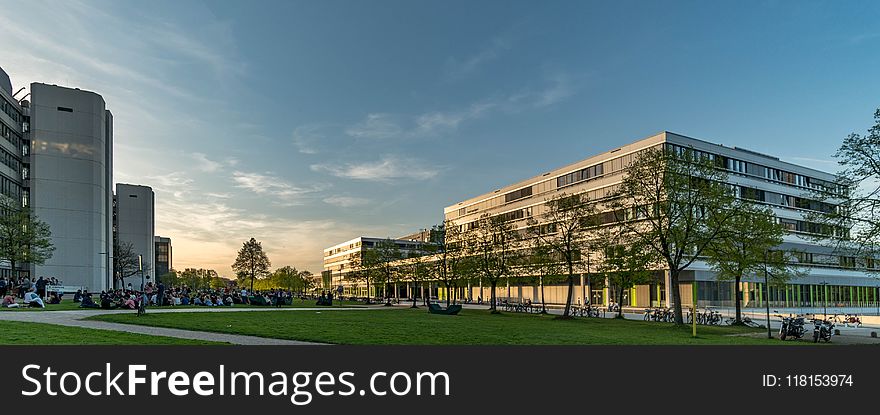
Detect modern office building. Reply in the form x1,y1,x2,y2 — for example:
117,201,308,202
0,66,29,279
27,82,114,291
154,236,172,280
443,131,874,309
114,183,155,288
322,236,435,297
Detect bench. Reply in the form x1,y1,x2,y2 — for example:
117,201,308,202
427,303,462,315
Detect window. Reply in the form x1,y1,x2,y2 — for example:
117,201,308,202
57,107,73,112
504,186,532,203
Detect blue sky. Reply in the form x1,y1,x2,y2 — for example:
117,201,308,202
1,0,878,276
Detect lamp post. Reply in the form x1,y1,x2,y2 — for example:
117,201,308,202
819,281,829,320
764,251,772,339
138,255,144,291
585,252,592,306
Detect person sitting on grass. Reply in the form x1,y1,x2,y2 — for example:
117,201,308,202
2,294,18,308
123,295,137,309
24,289,45,308
47,292,61,304
73,289,83,303
81,292,101,309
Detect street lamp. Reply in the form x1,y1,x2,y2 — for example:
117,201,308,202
138,254,144,291
764,251,772,339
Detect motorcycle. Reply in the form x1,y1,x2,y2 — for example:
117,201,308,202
812,319,834,343
779,315,806,340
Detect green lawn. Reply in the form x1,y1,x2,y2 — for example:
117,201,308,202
0,298,365,312
0,320,223,345
88,307,805,345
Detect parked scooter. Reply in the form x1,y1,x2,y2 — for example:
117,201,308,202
779,314,806,340
812,319,834,343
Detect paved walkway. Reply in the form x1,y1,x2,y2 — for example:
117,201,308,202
0,306,384,345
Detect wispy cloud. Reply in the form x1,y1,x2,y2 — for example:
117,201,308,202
232,171,326,205
191,152,223,172
311,155,441,182
291,125,321,154
344,113,404,139
323,195,372,207
342,70,579,141
444,36,512,81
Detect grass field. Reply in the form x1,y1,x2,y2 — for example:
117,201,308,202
0,320,223,345
0,298,365,312
88,307,805,345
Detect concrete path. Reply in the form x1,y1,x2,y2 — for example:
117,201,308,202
0,306,386,345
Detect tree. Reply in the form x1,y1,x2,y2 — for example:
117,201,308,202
468,213,521,312
0,197,55,281
362,239,402,306
704,203,801,324
432,220,468,307
299,270,315,294
112,239,151,289
232,238,271,292
272,266,301,291
526,192,599,318
808,108,880,257
526,240,562,314
598,241,655,318
348,252,377,302
610,147,740,325
396,250,430,308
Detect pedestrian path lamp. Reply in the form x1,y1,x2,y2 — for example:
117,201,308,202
138,255,144,291
764,251,772,339
819,281,829,320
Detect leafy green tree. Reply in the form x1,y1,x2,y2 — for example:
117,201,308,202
610,147,740,325
705,203,802,323
272,266,301,291
362,239,402,305
432,220,468,307
526,240,562,314
598,242,655,318
468,213,521,312
526,192,599,318
232,238,271,292
807,108,880,258
0,197,54,281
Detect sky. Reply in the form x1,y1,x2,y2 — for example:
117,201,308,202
1,0,878,277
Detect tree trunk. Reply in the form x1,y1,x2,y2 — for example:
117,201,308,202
540,275,547,314
671,270,684,325
563,261,575,318
366,277,371,304
734,275,742,324
617,285,625,318
444,282,451,308
490,280,498,312
250,274,254,292
411,281,418,308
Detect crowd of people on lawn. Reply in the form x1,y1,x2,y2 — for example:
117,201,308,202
0,274,337,310
0,276,63,308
